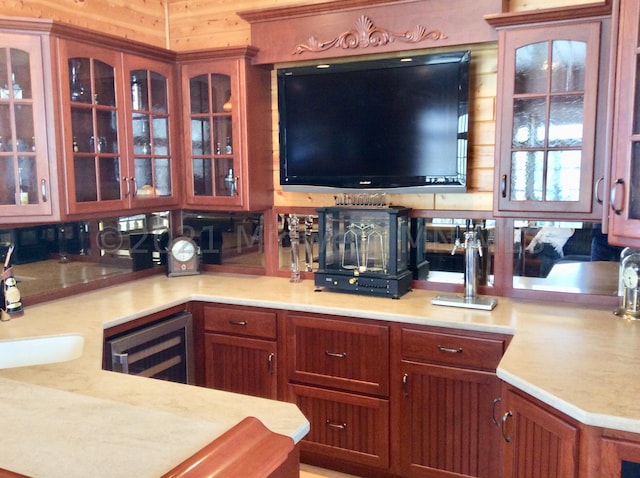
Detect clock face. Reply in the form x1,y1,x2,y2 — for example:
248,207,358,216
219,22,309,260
171,239,195,262
623,265,639,290
168,237,199,277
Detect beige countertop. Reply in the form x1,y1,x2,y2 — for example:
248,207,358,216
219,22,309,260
0,273,637,476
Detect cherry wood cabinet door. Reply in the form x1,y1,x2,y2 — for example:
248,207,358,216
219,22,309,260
0,32,57,223
397,361,502,478
502,387,578,478
600,435,640,477
203,333,277,400
493,21,603,218
609,0,640,247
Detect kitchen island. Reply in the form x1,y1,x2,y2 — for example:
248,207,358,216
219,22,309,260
0,272,638,476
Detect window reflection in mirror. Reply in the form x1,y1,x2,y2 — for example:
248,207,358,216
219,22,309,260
181,211,264,269
422,218,495,287
278,214,318,273
513,221,622,295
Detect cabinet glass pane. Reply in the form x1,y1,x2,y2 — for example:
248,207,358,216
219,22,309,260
622,460,640,477
546,150,581,201
132,113,150,155
511,151,544,201
214,116,232,155
94,60,115,106
513,98,547,147
0,156,16,205
216,158,235,196
629,142,640,219
18,156,36,205
130,70,148,111
515,42,549,94
14,104,34,150
74,157,98,202
150,71,167,114
190,75,209,114
95,109,118,153
548,96,583,147
155,158,171,196
551,40,586,93
191,118,210,155
0,104,9,142
633,57,640,134
135,157,153,190
99,156,121,200
69,59,90,103
211,74,231,113
152,117,168,155
193,158,212,196
71,107,93,153
8,49,31,99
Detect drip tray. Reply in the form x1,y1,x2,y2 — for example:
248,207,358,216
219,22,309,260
431,294,498,311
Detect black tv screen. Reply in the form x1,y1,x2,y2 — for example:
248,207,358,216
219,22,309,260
277,51,470,192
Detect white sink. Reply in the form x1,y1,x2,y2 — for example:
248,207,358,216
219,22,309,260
0,334,84,369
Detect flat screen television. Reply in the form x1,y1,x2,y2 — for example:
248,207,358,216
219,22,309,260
277,51,470,193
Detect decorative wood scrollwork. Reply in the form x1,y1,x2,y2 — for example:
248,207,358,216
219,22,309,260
293,15,448,55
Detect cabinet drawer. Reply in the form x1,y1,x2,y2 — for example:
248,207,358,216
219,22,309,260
290,384,389,470
401,328,506,371
287,314,389,396
203,304,277,339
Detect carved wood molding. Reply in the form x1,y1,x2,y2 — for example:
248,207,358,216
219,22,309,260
293,15,447,55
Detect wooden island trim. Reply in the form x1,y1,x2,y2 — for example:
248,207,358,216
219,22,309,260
161,416,297,478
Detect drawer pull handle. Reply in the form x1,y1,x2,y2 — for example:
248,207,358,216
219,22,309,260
492,397,501,427
402,373,409,397
229,320,248,326
267,353,275,374
325,351,347,358
501,411,513,443
437,345,463,354
326,420,347,430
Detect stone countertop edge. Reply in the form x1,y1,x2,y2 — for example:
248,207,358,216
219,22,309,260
1,273,637,440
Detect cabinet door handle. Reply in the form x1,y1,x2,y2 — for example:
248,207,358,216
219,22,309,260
123,177,130,198
40,179,48,202
501,411,513,443
229,320,248,326
610,178,625,215
595,177,604,205
492,397,502,427
267,353,275,374
325,351,347,358
437,345,463,354
500,174,508,198
326,420,347,430
131,177,137,197
402,373,409,397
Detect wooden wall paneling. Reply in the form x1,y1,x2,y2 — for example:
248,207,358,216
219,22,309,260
1,0,167,48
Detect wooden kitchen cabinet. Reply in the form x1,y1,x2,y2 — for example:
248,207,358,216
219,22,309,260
488,8,611,219
501,385,579,478
608,0,640,247
599,430,640,477
284,312,390,472
0,26,61,224
179,47,272,211
202,303,278,400
58,39,179,216
393,325,507,478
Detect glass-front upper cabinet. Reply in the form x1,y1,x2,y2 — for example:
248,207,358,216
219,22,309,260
59,40,127,215
0,33,54,222
180,48,273,211
124,55,178,208
493,20,603,218
609,0,640,247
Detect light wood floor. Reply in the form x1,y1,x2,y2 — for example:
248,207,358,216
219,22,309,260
300,464,359,477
